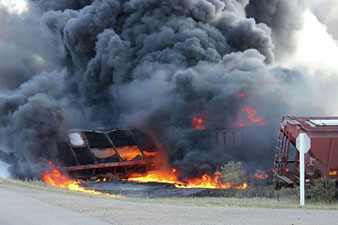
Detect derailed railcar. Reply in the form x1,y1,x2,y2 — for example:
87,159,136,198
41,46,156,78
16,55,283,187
56,129,159,180
274,116,338,188
183,126,275,169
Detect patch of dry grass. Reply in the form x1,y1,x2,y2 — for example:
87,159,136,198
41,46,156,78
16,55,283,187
1,177,338,210
0,177,114,199
139,196,338,210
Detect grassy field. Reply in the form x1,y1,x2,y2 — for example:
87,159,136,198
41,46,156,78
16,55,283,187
1,177,338,210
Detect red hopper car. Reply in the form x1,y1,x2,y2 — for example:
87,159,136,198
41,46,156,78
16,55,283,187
274,116,338,188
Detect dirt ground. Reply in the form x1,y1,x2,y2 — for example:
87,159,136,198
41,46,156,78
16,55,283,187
0,182,338,225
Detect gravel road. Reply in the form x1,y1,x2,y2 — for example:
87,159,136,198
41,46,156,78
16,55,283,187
0,183,337,225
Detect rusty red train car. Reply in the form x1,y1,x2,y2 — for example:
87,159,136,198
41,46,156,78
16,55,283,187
274,116,338,188
56,129,160,180
0,128,160,180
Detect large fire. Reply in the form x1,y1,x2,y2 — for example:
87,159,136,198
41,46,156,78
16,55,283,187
126,169,248,190
42,161,119,197
43,162,248,191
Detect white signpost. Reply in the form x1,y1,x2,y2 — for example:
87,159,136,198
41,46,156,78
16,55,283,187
296,133,311,206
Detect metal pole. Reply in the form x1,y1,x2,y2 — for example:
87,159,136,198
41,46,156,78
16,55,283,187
297,133,310,206
299,149,305,206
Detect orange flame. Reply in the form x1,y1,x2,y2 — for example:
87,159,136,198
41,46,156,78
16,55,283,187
192,116,207,130
242,107,267,125
237,92,245,99
143,150,158,157
254,174,269,179
116,145,142,161
42,161,120,197
126,169,248,189
254,172,269,180
254,168,275,180
236,106,268,127
234,182,249,190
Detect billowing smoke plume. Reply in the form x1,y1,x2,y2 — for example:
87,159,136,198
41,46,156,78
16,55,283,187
306,0,338,40
0,0,334,178
31,0,92,11
246,0,303,57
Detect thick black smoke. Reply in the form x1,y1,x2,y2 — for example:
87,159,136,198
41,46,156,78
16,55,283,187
0,0,326,178
246,0,303,57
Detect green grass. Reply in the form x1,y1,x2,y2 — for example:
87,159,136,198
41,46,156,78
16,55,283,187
1,177,338,210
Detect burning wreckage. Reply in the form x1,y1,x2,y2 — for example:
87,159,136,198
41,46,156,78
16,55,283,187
0,96,271,188
2,0,338,195
3,115,338,191
0,124,267,190
1,129,159,180
0,126,253,190
0,92,273,190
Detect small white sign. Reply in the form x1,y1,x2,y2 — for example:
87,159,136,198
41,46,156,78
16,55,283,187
296,133,311,153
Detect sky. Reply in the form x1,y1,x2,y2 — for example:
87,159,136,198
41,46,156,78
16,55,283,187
278,8,338,77
0,0,28,14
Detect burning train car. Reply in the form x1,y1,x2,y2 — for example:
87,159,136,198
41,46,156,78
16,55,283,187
0,124,274,183
0,129,159,180
58,129,159,180
274,116,338,188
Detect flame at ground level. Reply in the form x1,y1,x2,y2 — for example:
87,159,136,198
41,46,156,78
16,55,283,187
254,172,269,180
43,162,248,192
126,170,248,190
42,161,120,197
